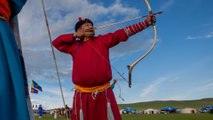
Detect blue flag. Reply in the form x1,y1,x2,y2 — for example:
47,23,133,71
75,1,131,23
31,80,42,92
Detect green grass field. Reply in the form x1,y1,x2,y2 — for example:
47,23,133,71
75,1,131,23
122,114,213,120
34,98,213,120
35,113,213,120
119,98,213,110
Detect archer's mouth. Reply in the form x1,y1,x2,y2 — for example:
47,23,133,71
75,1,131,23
85,29,94,32
84,29,95,37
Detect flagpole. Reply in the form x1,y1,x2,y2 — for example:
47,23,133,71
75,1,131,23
10,16,35,120
41,1,70,119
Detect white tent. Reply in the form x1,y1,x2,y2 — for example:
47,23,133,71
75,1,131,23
144,108,160,114
181,108,197,114
119,109,124,114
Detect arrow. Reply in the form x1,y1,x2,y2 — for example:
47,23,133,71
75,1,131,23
95,11,162,30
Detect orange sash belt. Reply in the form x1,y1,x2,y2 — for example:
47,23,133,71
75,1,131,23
75,82,110,93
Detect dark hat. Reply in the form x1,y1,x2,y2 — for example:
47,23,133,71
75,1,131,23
75,17,93,32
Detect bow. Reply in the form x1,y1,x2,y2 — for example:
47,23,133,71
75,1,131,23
127,0,157,88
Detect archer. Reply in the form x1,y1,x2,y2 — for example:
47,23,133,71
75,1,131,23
52,14,156,120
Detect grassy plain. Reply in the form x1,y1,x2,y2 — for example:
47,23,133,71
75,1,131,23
34,98,213,120
34,113,213,120
119,98,213,110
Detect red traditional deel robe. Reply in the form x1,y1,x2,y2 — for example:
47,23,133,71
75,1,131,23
52,20,150,120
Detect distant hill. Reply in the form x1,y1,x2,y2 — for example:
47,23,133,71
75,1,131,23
118,98,213,110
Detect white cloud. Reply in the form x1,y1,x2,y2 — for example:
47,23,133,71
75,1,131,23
197,81,213,92
185,31,213,40
30,84,74,109
185,35,202,40
160,0,174,11
140,77,169,98
205,32,213,38
166,80,213,101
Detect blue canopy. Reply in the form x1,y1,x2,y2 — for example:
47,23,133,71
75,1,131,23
200,106,213,111
161,106,176,111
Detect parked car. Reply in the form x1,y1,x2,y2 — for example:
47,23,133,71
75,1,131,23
122,107,136,114
199,106,213,113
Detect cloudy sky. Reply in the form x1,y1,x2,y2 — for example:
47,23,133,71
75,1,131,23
17,0,213,109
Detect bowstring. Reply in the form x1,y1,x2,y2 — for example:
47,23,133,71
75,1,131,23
114,80,125,101
87,0,96,19
86,0,128,83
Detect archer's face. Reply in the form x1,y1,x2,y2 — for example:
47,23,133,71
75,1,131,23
79,22,95,38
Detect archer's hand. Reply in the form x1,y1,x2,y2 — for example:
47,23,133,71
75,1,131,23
146,14,156,25
74,30,85,39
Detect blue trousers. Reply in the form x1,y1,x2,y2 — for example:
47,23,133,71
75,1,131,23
0,19,30,120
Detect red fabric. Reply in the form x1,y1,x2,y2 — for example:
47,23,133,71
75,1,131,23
0,0,11,21
52,29,128,87
71,88,121,120
124,20,150,36
31,88,38,94
52,25,148,120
